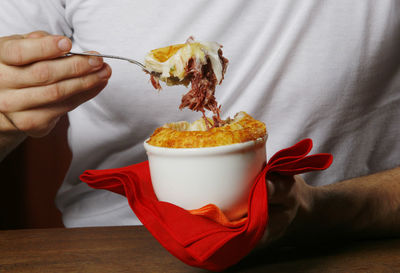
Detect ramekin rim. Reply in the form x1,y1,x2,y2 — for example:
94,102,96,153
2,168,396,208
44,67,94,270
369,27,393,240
143,135,267,156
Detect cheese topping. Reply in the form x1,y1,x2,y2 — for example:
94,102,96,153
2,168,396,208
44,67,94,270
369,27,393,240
147,112,267,148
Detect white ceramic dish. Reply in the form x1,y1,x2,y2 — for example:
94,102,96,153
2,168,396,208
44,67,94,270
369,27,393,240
144,136,267,220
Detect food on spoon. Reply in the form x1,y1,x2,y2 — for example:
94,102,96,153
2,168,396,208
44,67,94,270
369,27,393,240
146,111,266,148
144,37,229,128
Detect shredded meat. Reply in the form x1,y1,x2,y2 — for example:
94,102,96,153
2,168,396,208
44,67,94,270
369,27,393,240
218,49,229,84
180,49,229,129
147,45,229,129
150,74,162,90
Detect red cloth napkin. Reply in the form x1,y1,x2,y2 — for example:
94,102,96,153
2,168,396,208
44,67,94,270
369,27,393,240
80,139,332,271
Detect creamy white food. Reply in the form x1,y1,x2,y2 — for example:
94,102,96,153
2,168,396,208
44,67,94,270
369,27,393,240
144,38,225,84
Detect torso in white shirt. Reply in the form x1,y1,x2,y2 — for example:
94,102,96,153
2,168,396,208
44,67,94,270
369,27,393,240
1,0,399,227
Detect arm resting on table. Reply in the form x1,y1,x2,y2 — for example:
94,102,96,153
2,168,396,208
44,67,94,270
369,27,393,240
284,167,400,244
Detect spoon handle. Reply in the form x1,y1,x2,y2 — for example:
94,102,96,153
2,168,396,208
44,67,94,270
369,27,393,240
66,52,146,69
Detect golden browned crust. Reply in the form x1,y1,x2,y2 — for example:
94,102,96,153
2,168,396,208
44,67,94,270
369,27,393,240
147,112,267,148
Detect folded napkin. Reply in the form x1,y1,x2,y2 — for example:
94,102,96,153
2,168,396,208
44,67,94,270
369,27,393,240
80,138,332,271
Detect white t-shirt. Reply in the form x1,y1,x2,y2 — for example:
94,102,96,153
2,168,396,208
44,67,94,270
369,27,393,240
1,0,399,227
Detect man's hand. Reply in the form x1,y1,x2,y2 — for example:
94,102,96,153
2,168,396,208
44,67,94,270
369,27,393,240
0,31,111,160
259,167,400,249
260,174,313,245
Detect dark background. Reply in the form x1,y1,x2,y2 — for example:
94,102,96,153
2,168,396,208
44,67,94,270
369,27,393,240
0,115,71,229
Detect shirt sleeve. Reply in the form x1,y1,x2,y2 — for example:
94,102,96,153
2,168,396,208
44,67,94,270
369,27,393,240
0,0,72,37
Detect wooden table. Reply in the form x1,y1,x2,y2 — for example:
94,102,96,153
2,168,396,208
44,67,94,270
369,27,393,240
1,226,400,272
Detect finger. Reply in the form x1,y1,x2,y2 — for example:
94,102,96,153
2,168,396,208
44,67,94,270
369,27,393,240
0,64,111,113
0,34,71,65
267,175,295,197
268,179,291,210
7,81,108,137
267,175,296,205
7,51,104,89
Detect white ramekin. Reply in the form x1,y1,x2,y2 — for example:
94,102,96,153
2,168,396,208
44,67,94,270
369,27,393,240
143,136,267,220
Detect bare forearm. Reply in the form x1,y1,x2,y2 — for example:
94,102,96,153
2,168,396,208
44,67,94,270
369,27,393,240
286,167,400,244
316,167,400,236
